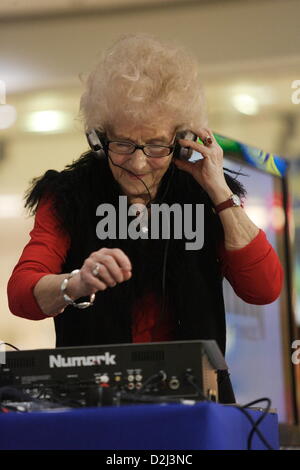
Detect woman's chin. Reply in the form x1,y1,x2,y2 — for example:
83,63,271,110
121,179,150,194
119,183,147,198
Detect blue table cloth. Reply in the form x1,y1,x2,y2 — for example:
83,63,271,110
0,401,279,450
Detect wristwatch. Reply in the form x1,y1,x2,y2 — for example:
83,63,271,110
214,194,242,214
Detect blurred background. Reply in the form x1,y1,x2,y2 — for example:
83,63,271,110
0,0,299,356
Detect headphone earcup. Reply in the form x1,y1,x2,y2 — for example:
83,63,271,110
95,149,107,160
173,131,197,161
86,129,107,159
173,141,181,160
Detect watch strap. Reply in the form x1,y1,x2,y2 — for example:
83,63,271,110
215,194,242,214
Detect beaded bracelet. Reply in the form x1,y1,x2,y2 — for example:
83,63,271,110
60,269,95,309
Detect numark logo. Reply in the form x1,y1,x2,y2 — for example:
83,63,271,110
49,352,116,368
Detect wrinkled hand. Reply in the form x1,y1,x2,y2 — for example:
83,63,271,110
173,128,229,196
68,247,132,299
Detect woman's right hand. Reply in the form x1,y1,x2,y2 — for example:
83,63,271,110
67,247,132,299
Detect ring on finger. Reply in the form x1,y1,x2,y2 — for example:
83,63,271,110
92,262,102,277
203,135,213,146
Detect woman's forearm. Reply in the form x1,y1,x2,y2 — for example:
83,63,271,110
33,273,82,316
209,185,260,250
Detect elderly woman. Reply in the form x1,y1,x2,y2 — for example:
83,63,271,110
7,34,283,403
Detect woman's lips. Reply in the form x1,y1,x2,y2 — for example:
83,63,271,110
127,172,147,179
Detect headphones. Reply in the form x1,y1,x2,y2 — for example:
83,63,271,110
86,129,197,161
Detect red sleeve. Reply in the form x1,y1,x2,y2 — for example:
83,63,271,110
7,197,70,320
217,229,284,305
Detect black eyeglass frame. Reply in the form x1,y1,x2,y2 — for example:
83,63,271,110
104,138,176,158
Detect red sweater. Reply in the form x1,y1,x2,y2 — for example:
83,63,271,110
7,197,283,343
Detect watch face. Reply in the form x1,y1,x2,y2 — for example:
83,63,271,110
231,194,241,206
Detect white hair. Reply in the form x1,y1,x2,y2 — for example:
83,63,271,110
80,33,207,133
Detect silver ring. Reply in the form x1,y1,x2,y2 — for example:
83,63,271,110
92,262,102,277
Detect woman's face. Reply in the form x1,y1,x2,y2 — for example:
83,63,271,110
106,121,175,203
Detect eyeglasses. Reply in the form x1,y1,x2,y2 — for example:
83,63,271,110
106,140,175,158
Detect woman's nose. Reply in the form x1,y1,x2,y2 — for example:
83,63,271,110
128,149,148,171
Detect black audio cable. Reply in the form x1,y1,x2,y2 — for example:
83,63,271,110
0,342,20,351
108,154,176,321
107,154,153,208
135,370,167,394
184,370,208,402
239,397,273,450
182,373,274,450
221,397,274,450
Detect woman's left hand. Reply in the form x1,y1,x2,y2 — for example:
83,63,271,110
173,127,230,199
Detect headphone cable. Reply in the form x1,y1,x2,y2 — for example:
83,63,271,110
108,153,176,320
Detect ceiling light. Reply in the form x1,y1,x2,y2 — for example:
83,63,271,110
0,195,23,218
24,110,70,133
232,94,259,115
0,104,17,129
